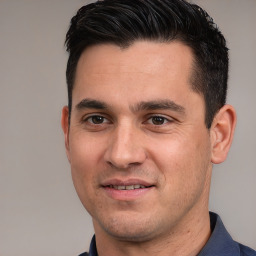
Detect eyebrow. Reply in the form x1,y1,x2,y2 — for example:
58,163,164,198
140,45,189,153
132,100,185,114
75,98,107,110
75,98,185,114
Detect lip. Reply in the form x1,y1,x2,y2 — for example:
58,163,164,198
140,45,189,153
101,178,155,201
101,178,154,187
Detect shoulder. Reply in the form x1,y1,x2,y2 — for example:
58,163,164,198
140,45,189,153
78,253,89,256
239,243,256,256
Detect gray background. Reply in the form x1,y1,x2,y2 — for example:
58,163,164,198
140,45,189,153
0,0,255,255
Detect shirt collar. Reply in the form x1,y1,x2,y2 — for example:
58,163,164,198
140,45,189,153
198,212,240,256
88,235,97,256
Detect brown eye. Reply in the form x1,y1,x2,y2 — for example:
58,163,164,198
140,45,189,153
89,115,105,124
151,116,166,125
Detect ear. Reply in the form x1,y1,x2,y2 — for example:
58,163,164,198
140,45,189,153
61,106,71,162
210,104,236,164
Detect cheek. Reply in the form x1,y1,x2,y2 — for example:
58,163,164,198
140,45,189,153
151,132,211,195
68,134,105,204
69,131,106,170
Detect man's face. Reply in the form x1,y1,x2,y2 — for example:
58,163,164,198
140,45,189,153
63,41,214,242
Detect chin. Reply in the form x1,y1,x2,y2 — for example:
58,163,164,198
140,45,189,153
104,226,156,242
95,212,165,242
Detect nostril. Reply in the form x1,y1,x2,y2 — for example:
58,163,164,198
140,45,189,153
106,160,142,169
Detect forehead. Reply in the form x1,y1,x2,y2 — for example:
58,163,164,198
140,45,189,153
73,41,201,111
76,40,194,80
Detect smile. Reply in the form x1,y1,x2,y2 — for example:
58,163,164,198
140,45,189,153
101,179,155,200
107,184,148,190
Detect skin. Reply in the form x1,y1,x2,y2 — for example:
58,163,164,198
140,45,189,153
62,41,236,256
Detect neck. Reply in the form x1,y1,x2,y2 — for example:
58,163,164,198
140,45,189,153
94,208,211,256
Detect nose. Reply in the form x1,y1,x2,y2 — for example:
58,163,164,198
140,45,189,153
104,123,147,169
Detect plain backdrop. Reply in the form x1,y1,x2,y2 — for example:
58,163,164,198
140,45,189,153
0,0,255,255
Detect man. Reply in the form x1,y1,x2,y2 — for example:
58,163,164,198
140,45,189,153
61,0,256,255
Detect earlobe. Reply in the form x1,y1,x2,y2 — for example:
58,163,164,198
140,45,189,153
210,104,236,164
61,106,71,162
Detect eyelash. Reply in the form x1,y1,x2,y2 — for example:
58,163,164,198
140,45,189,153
145,115,171,125
83,115,110,125
82,114,172,126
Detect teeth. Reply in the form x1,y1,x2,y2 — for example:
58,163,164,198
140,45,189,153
126,185,134,190
110,185,147,190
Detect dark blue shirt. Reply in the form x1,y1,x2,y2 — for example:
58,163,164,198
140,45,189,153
79,212,256,256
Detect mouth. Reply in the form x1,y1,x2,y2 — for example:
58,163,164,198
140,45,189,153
101,179,155,200
104,184,152,190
